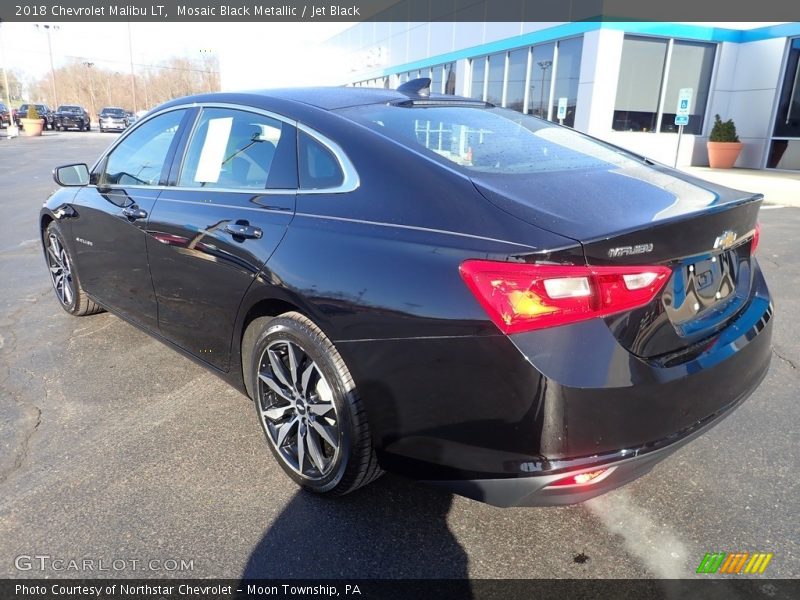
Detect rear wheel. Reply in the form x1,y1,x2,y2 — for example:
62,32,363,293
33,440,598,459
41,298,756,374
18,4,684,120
243,312,382,495
44,222,103,316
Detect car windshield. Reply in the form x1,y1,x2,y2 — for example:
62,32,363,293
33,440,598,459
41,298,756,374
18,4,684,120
339,104,638,174
59,106,81,113
102,108,125,116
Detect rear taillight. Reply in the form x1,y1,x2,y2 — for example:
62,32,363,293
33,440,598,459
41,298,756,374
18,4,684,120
544,467,617,488
751,223,761,256
459,260,672,334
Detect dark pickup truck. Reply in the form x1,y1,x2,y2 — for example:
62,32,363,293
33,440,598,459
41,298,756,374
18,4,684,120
54,105,91,131
15,103,55,130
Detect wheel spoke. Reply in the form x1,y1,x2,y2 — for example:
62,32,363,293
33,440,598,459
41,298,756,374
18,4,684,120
296,427,306,473
47,245,63,267
300,361,316,396
310,419,337,448
286,343,300,389
262,404,293,422
258,372,293,402
275,416,298,447
306,429,326,472
62,278,73,304
268,348,293,390
308,402,334,417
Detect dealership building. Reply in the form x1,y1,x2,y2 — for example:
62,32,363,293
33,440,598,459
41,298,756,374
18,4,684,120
323,21,800,170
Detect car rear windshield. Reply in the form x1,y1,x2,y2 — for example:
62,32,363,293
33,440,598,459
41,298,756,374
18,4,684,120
339,104,636,174
59,106,81,113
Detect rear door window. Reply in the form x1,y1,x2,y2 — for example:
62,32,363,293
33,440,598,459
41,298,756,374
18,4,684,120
178,108,297,190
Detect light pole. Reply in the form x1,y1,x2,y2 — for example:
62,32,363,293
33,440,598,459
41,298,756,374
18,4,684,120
537,60,552,120
127,22,137,112
35,24,59,107
83,61,95,123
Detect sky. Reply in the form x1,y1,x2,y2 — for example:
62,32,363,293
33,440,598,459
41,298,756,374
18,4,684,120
0,22,354,92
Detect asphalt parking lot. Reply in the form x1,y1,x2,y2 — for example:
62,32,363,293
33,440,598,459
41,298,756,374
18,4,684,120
0,133,798,581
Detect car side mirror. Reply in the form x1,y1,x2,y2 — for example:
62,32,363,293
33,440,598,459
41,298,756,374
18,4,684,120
53,163,90,187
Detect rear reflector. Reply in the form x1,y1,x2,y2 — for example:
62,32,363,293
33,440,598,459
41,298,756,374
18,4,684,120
459,260,672,334
751,223,761,256
545,467,616,488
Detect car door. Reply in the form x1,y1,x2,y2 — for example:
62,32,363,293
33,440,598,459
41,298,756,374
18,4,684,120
146,106,297,371
69,108,192,331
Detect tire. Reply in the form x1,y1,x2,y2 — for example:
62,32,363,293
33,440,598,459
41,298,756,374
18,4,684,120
43,222,104,317
243,312,382,496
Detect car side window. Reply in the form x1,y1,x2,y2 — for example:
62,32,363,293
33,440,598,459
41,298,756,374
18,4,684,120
179,108,295,190
298,131,344,190
98,109,185,187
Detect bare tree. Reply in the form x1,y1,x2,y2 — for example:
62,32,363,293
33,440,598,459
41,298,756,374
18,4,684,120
27,55,220,114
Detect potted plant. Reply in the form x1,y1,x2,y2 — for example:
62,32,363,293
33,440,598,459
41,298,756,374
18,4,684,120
20,103,45,137
707,114,742,169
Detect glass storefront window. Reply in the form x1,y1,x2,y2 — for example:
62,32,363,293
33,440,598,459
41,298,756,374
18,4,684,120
552,37,583,127
486,52,505,105
614,36,669,132
660,41,716,134
471,57,486,100
506,48,528,112
528,43,555,119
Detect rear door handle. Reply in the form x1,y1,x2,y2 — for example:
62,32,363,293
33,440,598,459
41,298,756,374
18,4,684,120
225,222,263,239
122,205,148,220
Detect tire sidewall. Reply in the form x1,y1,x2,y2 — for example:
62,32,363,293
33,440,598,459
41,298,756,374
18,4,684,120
249,318,355,493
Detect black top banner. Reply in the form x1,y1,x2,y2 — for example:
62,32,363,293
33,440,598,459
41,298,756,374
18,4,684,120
2,0,800,23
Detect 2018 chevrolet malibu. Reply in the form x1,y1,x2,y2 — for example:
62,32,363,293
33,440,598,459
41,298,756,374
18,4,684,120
40,80,772,506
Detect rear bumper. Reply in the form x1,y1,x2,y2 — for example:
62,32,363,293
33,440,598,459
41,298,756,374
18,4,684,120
426,361,766,506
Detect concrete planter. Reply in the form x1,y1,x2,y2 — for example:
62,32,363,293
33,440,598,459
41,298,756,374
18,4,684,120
707,141,743,169
20,118,44,137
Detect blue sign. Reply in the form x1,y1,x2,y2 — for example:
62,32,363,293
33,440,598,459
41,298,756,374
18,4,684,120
674,115,689,126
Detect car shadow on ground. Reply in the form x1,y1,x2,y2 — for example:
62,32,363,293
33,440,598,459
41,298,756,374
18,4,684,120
240,473,472,588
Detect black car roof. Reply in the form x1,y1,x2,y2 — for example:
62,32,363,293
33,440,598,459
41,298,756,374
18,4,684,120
158,86,477,113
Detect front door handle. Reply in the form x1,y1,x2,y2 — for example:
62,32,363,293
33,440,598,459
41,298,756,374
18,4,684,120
225,222,263,239
122,205,148,220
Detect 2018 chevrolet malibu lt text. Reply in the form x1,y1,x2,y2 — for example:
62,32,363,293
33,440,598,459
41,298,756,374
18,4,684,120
40,80,772,506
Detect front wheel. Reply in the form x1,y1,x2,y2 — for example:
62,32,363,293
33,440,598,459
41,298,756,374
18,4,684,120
243,312,382,496
44,222,104,316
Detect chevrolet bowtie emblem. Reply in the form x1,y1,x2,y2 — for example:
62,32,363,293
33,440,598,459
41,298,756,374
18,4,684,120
713,230,738,251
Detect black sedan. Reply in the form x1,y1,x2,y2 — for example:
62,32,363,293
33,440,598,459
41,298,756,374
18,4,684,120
40,80,772,506
98,106,129,132
54,104,90,131
16,103,54,129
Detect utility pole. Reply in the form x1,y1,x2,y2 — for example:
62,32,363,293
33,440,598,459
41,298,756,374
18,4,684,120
35,24,59,107
0,20,17,136
127,22,137,112
83,61,95,123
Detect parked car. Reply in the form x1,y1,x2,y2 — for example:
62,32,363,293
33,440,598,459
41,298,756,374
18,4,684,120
16,103,54,129
54,104,91,131
125,111,138,126
98,107,129,132
40,80,772,507
0,102,13,128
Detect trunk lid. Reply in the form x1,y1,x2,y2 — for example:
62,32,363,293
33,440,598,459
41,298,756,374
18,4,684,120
472,165,763,359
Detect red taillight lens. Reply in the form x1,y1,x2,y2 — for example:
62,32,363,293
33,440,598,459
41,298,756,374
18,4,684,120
751,223,761,256
459,260,672,334
545,467,617,488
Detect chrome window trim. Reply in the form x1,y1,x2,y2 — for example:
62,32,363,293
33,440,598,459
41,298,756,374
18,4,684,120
297,122,361,194
89,101,360,196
